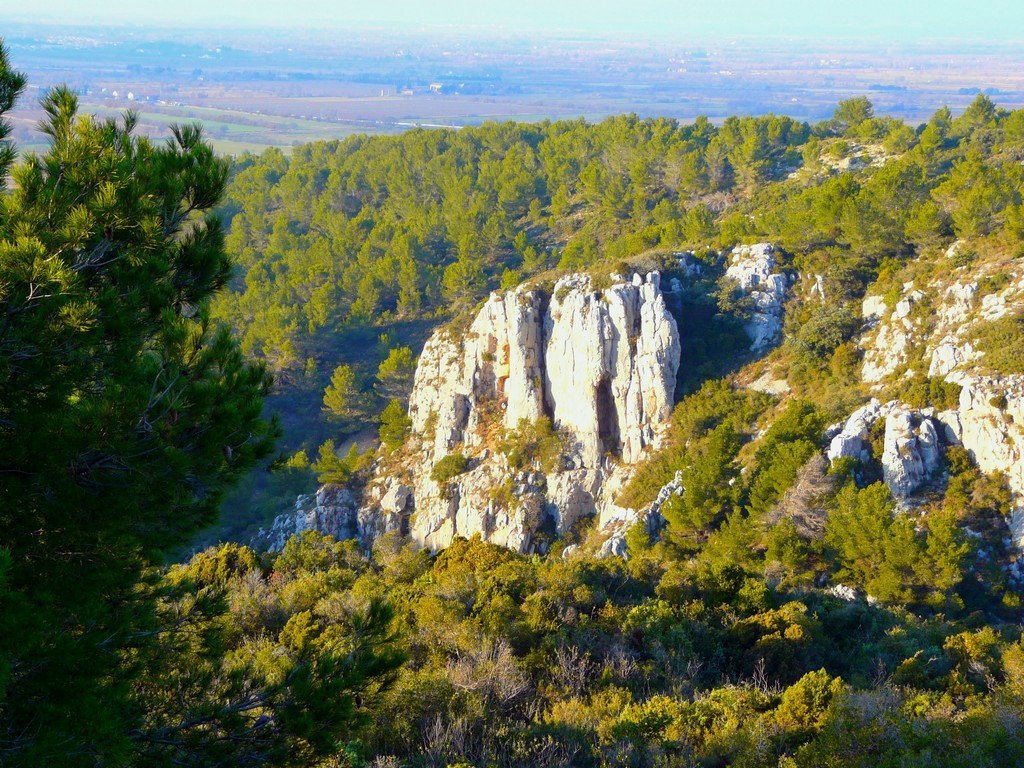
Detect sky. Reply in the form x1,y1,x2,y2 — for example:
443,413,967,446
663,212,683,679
10,0,1024,40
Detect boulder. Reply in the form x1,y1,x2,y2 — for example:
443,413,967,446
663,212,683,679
826,399,890,464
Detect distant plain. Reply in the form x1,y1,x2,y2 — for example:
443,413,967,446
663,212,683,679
7,21,1024,155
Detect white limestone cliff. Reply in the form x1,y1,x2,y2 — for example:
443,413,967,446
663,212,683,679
840,257,1024,551
826,400,943,500
881,406,942,499
939,374,1024,547
357,270,681,553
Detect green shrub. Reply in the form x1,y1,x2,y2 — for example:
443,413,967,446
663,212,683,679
973,314,1024,374
793,304,860,357
894,375,962,410
950,247,977,268
774,669,844,732
430,452,469,485
618,381,769,509
498,417,566,473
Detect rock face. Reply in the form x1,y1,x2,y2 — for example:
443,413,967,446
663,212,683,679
254,485,358,551
856,262,1024,548
881,406,942,499
939,374,1024,547
409,272,678,469
356,270,682,553
826,386,1024,549
725,243,789,352
860,285,927,383
826,399,943,500
588,468,684,560
860,271,1022,385
826,399,893,465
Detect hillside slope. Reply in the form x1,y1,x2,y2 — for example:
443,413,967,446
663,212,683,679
173,95,1024,768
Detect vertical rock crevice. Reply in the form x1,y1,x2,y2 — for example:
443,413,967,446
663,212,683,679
595,376,620,456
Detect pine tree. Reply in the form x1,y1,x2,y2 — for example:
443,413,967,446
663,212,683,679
323,363,369,422
376,346,416,402
0,50,279,764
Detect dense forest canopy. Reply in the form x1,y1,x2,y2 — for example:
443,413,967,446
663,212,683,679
214,94,1023,377
5,30,1024,767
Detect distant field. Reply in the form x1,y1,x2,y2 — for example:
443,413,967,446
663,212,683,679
10,98,405,157
6,23,1024,157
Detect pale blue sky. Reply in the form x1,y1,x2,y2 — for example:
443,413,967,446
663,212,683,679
11,0,1024,39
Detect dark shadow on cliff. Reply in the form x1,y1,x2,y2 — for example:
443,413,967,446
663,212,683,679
666,266,759,402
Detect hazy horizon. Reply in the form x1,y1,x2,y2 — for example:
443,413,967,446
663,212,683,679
10,0,1024,42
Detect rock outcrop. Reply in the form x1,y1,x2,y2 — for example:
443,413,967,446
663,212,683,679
939,374,1024,547
259,242,1024,561
353,270,682,553
826,398,894,464
855,261,1024,548
881,406,942,499
254,485,358,551
860,285,927,383
826,399,943,500
725,243,789,352
409,272,678,469
860,269,1023,386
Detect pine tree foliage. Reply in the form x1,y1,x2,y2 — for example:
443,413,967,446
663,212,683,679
0,46,341,765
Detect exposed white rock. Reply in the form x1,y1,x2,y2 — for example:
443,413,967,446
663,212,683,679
937,282,978,326
881,406,942,499
928,336,979,378
360,270,682,553
980,291,1012,321
408,287,548,459
848,260,1024,552
545,469,605,534
945,239,966,261
861,295,888,325
674,251,705,278
828,584,861,602
724,243,788,352
748,370,791,396
255,485,357,551
357,479,414,543
826,398,891,464
863,270,1021,386
598,534,628,558
946,375,1024,548
826,400,942,499
861,289,924,383
935,408,963,445
810,274,826,301
543,272,680,467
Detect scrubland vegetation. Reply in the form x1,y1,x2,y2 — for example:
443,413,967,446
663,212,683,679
5,35,1024,767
